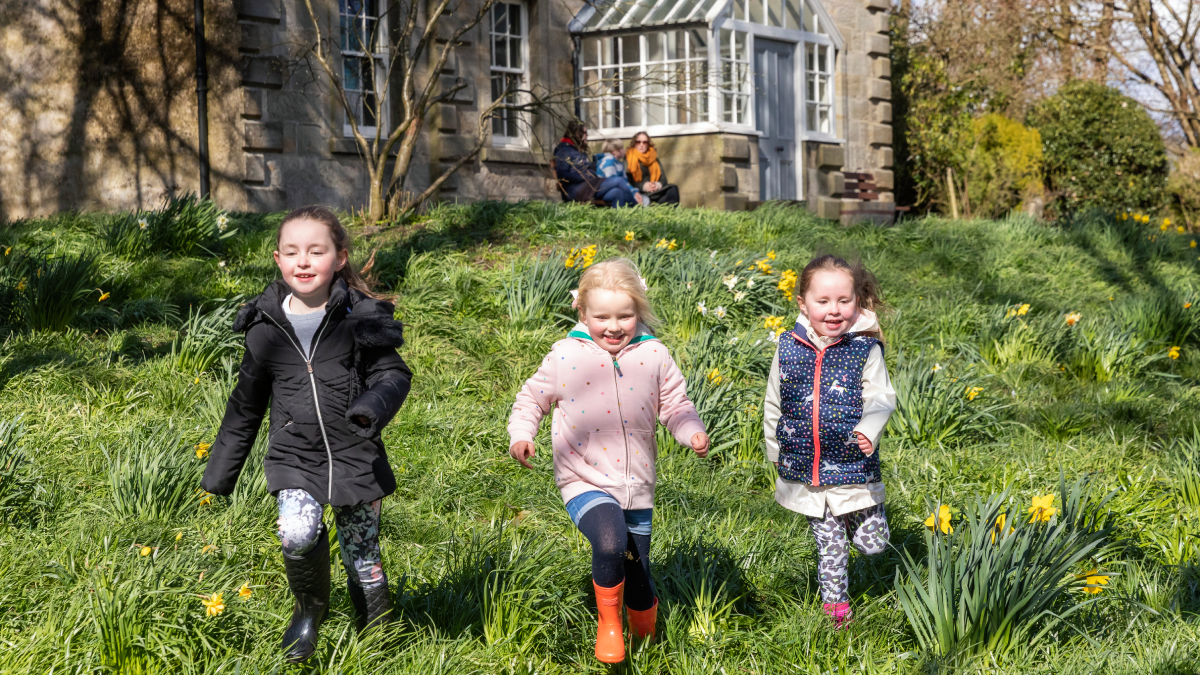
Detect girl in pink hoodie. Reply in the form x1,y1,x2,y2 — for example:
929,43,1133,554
508,258,709,663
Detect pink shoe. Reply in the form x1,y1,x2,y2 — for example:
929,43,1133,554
822,602,853,629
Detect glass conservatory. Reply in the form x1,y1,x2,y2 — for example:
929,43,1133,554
569,0,845,199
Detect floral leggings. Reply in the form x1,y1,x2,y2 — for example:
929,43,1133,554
276,488,385,588
806,503,890,604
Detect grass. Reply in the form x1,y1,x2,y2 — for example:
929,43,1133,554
0,201,1199,672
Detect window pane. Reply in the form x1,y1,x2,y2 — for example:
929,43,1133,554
806,103,816,131
508,4,521,36
749,0,763,24
509,33,521,69
647,95,666,125
602,37,615,65
621,35,639,64
647,32,664,62
806,73,815,101
584,100,600,128
688,29,708,60
723,93,734,122
583,38,599,68
803,0,816,31
494,36,508,68
362,61,377,126
767,0,782,27
732,0,746,21
344,57,362,90
820,107,830,134
785,0,800,30
494,4,508,34
666,31,681,60
818,45,828,72
623,97,642,127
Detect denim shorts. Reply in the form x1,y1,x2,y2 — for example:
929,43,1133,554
565,490,653,536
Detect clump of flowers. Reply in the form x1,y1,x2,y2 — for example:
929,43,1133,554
216,214,230,233
202,592,225,617
565,244,598,269
925,504,953,534
1064,312,1082,326
778,269,797,299
624,231,635,241
1005,303,1031,319
965,386,983,401
1027,494,1057,523
753,257,773,274
723,275,739,291
764,316,785,336
655,238,678,251
707,368,722,384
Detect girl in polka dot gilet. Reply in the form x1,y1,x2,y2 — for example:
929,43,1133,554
507,258,709,663
763,254,896,629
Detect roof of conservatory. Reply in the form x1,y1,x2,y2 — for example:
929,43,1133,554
568,0,728,34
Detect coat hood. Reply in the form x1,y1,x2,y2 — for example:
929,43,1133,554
566,322,658,355
232,279,405,349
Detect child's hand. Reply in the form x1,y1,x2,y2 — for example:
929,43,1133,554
509,441,536,469
856,432,874,456
351,415,371,428
691,432,710,459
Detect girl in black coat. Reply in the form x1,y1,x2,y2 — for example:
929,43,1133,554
200,205,412,663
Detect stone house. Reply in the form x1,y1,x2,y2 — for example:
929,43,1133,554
0,0,894,222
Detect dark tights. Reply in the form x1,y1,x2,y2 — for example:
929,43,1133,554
577,503,656,610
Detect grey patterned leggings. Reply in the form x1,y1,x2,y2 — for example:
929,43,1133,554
276,488,386,589
806,503,890,604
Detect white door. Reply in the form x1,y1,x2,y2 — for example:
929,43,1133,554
754,39,797,201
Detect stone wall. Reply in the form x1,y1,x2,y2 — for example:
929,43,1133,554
0,0,243,220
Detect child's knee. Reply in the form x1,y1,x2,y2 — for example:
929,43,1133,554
853,524,890,557
277,513,323,556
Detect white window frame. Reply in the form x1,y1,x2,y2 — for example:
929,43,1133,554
803,39,836,139
489,1,529,148
340,0,388,140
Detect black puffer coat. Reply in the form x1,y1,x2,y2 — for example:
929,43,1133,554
200,279,413,506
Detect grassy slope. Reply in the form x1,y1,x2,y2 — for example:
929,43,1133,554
0,202,1198,673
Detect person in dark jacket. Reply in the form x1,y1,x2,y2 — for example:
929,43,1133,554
554,121,637,207
200,205,412,663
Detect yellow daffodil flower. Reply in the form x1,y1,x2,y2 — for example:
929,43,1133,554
1064,312,1081,326
16,279,26,292
199,493,214,507
140,546,153,557
1017,303,1030,316
1192,240,1197,248
1169,346,1181,360
202,592,225,617
778,269,797,298
966,386,983,401
1027,494,1057,523
3,246,10,256
176,531,184,541
707,367,722,384
624,231,635,241
237,582,252,600
925,504,953,534
1077,570,1110,594
195,443,211,459
201,544,218,555
990,513,1014,543
767,250,776,261
1160,222,1169,232
1186,302,1193,309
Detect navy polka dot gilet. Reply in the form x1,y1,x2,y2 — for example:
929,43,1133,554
775,328,882,486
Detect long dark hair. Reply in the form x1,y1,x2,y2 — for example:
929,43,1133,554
277,205,387,300
563,120,589,154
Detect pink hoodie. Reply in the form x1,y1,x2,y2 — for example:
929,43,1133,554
507,322,707,510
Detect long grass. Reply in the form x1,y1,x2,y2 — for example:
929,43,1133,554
0,203,1199,672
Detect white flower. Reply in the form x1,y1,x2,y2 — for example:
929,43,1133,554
734,291,746,302
715,306,727,319
138,218,149,230
932,363,942,372
697,301,708,316
729,337,739,344
216,214,229,232
767,331,779,343
746,278,755,289
710,250,718,259
754,339,763,346
686,281,694,290
723,275,739,291
218,261,226,268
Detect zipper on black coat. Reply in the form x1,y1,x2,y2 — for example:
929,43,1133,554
262,310,337,501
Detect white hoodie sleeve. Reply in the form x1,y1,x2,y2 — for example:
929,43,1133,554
853,344,895,451
763,347,782,463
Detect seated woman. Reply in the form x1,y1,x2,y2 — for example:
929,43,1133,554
594,140,646,206
553,122,636,208
625,132,680,205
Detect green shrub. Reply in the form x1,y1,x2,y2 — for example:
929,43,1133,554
894,475,1116,658
171,301,242,376
503,253,577,328
886,352,1009,447
1167,148,1200,230
0,250,98,332
104,194,235,259
103,427,206,522
963,114,1045,219
1027,82,1168,215
0,416,56,527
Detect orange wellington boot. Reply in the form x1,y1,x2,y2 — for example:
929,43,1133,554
626,598,658,640
593,581,626,663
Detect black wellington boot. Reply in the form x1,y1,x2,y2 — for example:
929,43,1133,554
346,575,393,633
281,524,331,663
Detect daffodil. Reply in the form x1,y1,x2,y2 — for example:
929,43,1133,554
1017,303,1030,316
714,306,727,320
1077,570,1110,594
1186,302,1193,309
966,386,983,401
990,513,1012,544
932,363,942,372
746,278,755,289
1027,494,1057,523
1178,226,1186,234
734,291,746,302
624,231,635,241
767,250,776,261
723,275,739,291
237,582,252,600
201,544,218,554
16,279,26,292
216,214,229,233
697,301,708,316
98,291,110,302
1192,240,1197,248
199,493,214,507
176,531,184,542
140,546,153,557
138,218,149,230
1169,346,1181,360
707,367,722,384
925,504,953,534
3,246,10,256
195,442,211,459
686,281,694,290
1064,312,1081,326
1160,222,1169,232
778,269,797,298
202,592,225,617
668,239,678,250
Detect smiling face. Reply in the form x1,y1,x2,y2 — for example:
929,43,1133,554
582,288,639,355
800,269,859,338
273,218,347,307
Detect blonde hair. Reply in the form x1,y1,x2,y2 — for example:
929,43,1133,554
600,139,624,155
576,258,658,328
